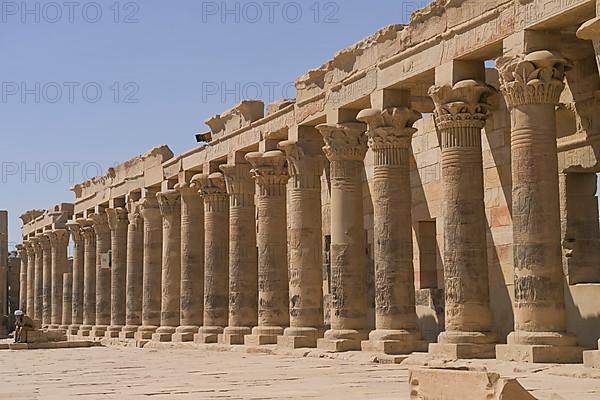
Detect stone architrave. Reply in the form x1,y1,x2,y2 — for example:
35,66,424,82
315,122,369,352
152,190,181,342
495,51,583,363
173,180,204,342
427,80,498,359
357,106,428,355
276,140,325,349
106,207,128,338
244,151,290,346
219,161,258,345
194,173,229,344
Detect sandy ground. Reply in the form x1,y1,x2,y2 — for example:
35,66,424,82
0,345,599,399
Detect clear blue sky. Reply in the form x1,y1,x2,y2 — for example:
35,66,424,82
1,1,599,249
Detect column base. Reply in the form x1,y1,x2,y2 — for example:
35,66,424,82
361,329,427,355
218,326,252,345
429,343,496,359
105,325,123,338
496,344,584,363
584,350,600,368
59,325,70,332
152,326,176,342
194,326,224,344
90,326,107,338
119,326,139,340
77,325,93,337
277,327,319,349
316,329,368,352
244,326,284,346
172,326,199,342
135,325,158,341
48,324,60,330
67,325,80,336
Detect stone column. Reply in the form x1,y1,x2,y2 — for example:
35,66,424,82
244,151,289,346
219,161,257,345
194,173,229,344
78,220,96,336
48,229,69,330
577,12,600,73
173,181,204,342
16,244,27,312
152,190,181,342
91,212,111,338
24,241,35,316
356,107,428,355
32,237,44,322
60,272,73,330
276,140,325,349
316,122,369,352
496,51,583,363
41,234,52,328
66,222,84,335
426,81,497,359
136,194,163,340
120,200,144,340
105,207,128,338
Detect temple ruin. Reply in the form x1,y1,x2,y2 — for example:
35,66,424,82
14,0,600,368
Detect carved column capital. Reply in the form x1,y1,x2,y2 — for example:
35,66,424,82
77,218,96,243
246,150,289,196
497,50,571,108
90,212,110,237
357,107,422,150
16,243,26,258
278,140,325,189
23,241,34,253
175,181,202,200
139,196,161,222
317,122,367,162
429,80,495,130
156,190,181,217
576,17,600,41
66,222,83,244
38,234,51,251
220,163,255,207
48,229,69,249
193,172,229,211
106,207,129,232
126,200,143,228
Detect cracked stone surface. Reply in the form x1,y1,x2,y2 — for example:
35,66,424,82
1,346,600,399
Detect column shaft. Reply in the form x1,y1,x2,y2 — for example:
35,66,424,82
316,123,369,352
220,162,257,345
136,195,163,340
195,173,229,344
244,151,289,345
173,182,204,342
16,245,28,313
41,235,52,327
25,242,35,318
121,201,144,339
106,208,128,337
152,190,181,342
79,222,96,335
67,222,84,334
91,213,111,337
61,272,73,330
277,140,325,349
49,229,69,329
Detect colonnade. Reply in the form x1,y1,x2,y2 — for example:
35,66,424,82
17,50,585,362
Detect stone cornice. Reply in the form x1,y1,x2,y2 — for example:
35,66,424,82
497,50,570,108
317,122,368,162
357,107,422,151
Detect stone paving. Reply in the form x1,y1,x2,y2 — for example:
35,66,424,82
1,346,600,399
